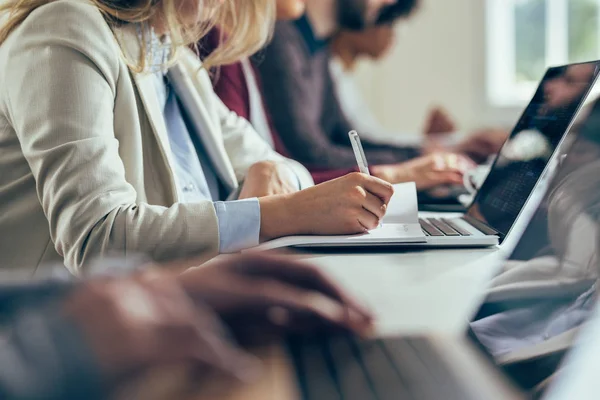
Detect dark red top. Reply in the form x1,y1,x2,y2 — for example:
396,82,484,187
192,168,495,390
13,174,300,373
203,30,359,184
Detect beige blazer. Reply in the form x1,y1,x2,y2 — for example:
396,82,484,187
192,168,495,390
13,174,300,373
0,0,313,275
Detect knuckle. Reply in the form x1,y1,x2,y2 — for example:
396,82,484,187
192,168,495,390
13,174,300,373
348,186,366,202
355,185,367,197
348,172,364,184
350,208,363,219
367,219,379,230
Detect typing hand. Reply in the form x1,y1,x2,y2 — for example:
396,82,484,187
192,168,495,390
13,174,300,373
63,271,258,391
372,153,475,190
238,160,299,199
179,254,374,344
258,172,394,239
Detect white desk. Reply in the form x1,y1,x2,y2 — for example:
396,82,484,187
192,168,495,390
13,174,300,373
293,246,506,337
118,246,510,400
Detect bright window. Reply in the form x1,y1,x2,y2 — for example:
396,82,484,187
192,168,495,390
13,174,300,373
486,0,600,106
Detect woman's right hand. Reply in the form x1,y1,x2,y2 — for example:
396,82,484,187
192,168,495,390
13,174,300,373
259,172,394,240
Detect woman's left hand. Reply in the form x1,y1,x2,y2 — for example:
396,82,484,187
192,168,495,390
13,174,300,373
238,161,299,199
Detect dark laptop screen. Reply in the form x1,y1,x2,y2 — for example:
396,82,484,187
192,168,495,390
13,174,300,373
465,62,600,236
509,96,600,261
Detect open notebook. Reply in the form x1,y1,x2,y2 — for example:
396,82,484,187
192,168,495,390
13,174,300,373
252,183,426,251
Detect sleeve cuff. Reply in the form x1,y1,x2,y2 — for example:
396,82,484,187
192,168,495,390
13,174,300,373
213,199,261,253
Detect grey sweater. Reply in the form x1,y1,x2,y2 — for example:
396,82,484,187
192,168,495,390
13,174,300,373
256,18,420,171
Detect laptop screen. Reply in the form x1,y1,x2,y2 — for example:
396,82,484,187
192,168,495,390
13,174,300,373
465,62,600,237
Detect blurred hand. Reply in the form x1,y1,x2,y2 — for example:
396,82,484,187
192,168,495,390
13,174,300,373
239,161,299,199
63,272,259,390
371,153,475,190
179,254,374,342
423,107,457,136
455,129,509,162
259,172,394,239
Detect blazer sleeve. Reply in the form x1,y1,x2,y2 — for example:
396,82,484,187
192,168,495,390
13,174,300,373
2,2,221,273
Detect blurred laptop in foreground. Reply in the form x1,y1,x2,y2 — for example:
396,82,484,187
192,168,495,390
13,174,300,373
287,95,600,399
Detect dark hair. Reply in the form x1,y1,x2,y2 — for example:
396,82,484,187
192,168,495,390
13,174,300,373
376,0,420,25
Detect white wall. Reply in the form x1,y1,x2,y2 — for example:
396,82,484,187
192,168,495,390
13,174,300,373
354,0,520,139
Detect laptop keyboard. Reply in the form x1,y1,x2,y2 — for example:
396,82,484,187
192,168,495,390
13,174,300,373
419,218,473,237
287,334,478,400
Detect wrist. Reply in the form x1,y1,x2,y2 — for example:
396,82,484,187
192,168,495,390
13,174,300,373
258,194,302,241
399,165,415,183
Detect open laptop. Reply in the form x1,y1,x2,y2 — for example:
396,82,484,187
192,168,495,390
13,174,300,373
287,305,600,400
256,61,600,251
286,123,600,399
417,61,600,247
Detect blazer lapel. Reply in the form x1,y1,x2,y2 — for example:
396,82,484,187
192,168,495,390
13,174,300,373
131,72,174,160
112,25,179,199
167,63,238,192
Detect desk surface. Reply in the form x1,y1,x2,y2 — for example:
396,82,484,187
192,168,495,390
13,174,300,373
191,247,508,400
168,246,507,400
293,246,505,337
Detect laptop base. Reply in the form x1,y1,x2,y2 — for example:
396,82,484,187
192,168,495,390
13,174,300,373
287,334,523,400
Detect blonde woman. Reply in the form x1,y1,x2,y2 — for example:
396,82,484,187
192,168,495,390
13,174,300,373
0,0,394,274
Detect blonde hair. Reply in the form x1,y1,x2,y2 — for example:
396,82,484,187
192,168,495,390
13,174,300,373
0,0,276,72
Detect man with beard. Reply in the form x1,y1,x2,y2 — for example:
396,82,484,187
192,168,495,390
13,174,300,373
256,0,421,172
257,0,507,172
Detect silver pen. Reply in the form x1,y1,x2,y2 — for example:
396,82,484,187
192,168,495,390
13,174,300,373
349,130,384,229
348,130,370,175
